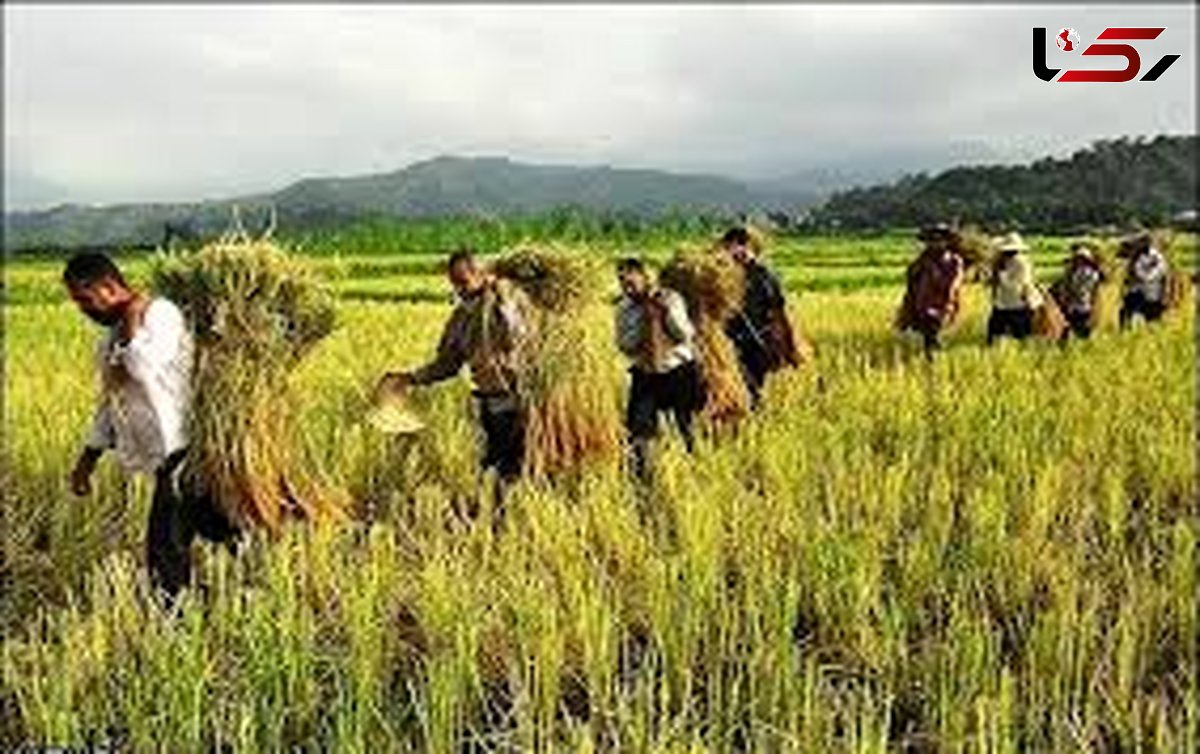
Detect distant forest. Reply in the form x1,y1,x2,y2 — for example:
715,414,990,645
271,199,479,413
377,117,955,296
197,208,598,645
807,135,1198,233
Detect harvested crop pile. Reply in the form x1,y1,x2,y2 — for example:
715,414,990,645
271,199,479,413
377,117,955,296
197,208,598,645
659,246,749,425
1032,291,1068,339
956,225,991,270
152,231,346,533
492,246,621,478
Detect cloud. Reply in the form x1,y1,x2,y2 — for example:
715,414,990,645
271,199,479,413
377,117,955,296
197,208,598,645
3,3,1194,208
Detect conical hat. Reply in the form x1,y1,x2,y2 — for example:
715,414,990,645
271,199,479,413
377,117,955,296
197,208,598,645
366,390,426,435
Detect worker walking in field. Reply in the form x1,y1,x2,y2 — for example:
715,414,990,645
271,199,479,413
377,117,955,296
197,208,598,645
64,252,239,602
1118,231,1171,328
896,223,968,356
614,257,704,481
718,227,799,407
987,232,1042,345
1050,242,1106,340
378,250,533,501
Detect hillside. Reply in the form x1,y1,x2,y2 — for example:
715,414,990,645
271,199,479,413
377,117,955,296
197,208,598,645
2,156,811,252
809,135,1198,231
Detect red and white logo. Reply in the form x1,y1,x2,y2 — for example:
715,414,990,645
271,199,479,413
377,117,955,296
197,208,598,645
1033,27,1180,82
1056,28,1080,51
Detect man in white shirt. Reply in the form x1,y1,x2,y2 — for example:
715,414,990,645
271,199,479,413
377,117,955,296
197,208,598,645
64,252,237,601
614,257,704,481
1119,232,1170,327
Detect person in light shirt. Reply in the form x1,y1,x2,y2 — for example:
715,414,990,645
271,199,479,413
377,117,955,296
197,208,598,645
614,256,704,481
64,252,238,601
987,232,1043,345
1119,231,1171,327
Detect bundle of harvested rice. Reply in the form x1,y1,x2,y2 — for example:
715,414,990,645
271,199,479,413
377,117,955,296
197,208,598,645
1163,270,1190,313
491,246,622,478
956,225,991,269
659,247,749,424
491,247,590,314
1032,289,1068,340
1157,230,1191,314
152,233,346,533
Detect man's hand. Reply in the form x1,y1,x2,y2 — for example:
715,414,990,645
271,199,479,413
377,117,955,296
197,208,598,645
374,371,413,401
117,293,149,344
69,449,102,497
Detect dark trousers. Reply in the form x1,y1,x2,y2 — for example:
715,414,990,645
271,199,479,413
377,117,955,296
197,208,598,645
626,361,704,479
475,395,525,483
913,313,944,356
987,308,1034,345
732,341,771,407
1062,310,1093,340
148,450,239,599
1119,291,1165,328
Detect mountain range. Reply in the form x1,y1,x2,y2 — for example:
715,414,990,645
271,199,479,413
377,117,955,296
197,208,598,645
3,156,825,252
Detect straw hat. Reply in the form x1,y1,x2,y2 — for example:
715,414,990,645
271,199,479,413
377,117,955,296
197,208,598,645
366,388,426,435
995,231,1029,253
1070,241,1096,261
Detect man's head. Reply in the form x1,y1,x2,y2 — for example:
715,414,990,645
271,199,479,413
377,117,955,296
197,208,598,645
617,257,651,299
918,223,957,253
447,249,487,298
63,252,134,326
1123,231,1152,257
720,227,753,264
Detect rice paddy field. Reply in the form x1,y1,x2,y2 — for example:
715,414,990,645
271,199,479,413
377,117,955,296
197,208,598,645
1,231,1196,752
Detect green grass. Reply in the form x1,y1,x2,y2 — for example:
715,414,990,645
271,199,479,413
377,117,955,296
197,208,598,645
1,233,1195,752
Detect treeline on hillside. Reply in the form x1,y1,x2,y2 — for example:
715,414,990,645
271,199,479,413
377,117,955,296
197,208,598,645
284,208,764,257
808,135,1198,233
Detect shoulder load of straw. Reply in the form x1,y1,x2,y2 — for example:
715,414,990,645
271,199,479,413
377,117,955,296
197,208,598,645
1031,288,1068,340
152,236,346,533
659,247,749,425
491,246,622,479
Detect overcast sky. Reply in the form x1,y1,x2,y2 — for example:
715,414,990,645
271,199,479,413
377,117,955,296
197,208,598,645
4,3,1195,209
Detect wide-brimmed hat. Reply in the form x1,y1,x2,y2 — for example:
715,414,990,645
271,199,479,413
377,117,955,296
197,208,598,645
994,231,1029,253
1070,241,1096,261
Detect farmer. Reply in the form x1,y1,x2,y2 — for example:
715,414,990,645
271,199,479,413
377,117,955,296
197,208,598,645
896,223,967,356
1118,232,1170,327
64,252,238,601
1051,242,1106,340
378,250,533,494
718,227,798,407
614,257,704,481
987,232,1043,345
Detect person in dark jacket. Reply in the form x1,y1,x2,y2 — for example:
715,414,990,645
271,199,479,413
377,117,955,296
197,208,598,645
896,223,967,357
719,227,797,408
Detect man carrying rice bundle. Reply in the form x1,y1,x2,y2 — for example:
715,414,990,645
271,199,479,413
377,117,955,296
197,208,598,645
718,227,798,408
1118,231,1171,328
1050,241,1106,341
896,223,968,356
986,232,1044,345
378,250,533,498
64,252,238,601
614,257,704,481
